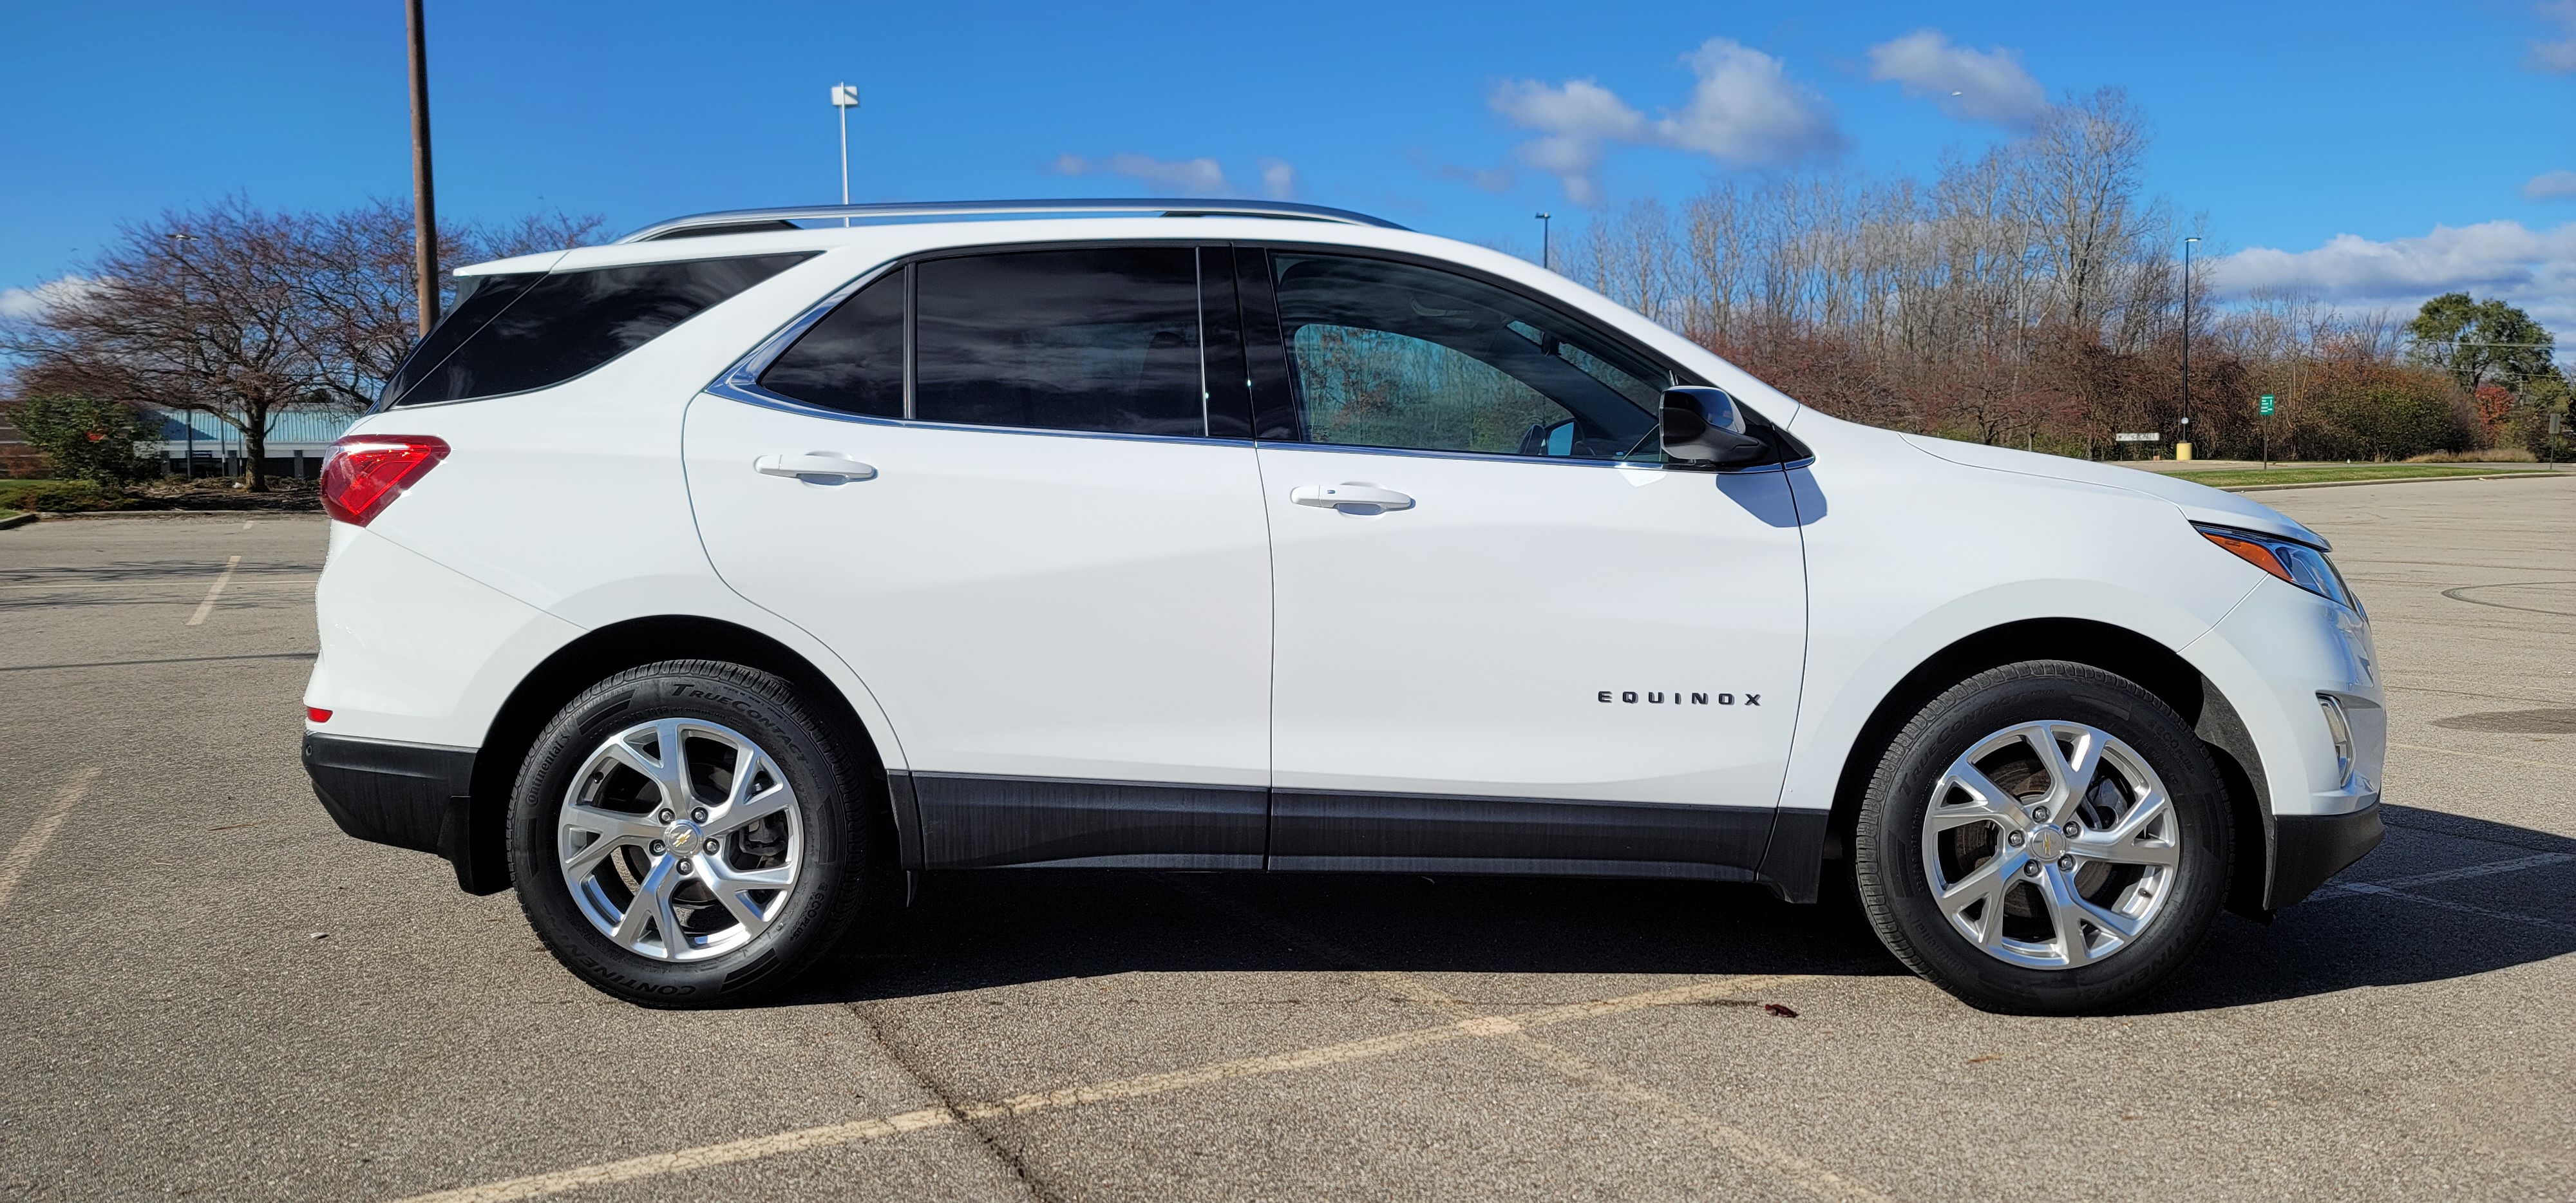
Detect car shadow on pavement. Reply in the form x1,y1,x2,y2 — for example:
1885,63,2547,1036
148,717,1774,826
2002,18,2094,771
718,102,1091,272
2134,804,2576,1014
793,869,1902,1006
780,804,2575,1014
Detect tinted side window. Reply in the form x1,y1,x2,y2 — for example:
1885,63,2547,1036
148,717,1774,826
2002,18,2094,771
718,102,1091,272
375,272,541,407
760,269,905,419
914,248,1202,436
388,253,813,407
1269,253,1664,459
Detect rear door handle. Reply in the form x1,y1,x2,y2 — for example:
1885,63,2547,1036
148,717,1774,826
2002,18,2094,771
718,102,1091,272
1291,483,1414,513
756,452,877,482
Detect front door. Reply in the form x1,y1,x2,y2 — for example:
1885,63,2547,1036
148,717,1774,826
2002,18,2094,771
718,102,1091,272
686,245,1275,869
1242,249,1809,878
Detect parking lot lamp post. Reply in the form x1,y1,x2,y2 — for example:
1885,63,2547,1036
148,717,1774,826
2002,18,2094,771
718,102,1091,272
169,231,198,478
406,0,437,336
831,83,860,223
2179,236,2199,461
1537,213,1552,270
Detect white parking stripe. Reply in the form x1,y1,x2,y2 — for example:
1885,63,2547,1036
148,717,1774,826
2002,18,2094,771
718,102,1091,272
1175,884,1887,1203
2313,851,2575,898
186,555,240,626
2336,883,2576,934
0,768,100,913
384,975,1804,1203
2390,741,2573,772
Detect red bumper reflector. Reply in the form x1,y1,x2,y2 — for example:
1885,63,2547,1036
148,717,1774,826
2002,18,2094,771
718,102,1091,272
307,707,332,723
320,435,450,526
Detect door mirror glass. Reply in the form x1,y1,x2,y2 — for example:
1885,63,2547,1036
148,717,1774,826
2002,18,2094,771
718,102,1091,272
1517,419,1577,457
1661,386,1771,468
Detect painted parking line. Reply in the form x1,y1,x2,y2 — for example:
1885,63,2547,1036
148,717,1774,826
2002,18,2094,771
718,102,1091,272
385,973,1806,1203
1170,882,1888,1203
2311,851,2575,898
2389,741,2573,772
186,555,241,627
0,768,101,913
2334,882,2576,934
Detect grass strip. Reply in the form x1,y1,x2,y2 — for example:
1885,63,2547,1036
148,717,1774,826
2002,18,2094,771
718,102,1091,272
2165,464,2560,488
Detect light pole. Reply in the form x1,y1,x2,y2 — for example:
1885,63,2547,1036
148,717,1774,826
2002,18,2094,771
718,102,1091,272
406,0,438,336
831,83,860,222
1536,212,1552,270
169,231,198,478
2179,236,2200,461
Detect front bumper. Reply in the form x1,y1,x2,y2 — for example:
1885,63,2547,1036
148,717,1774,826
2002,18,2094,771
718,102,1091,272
2268,798,2385,907
302,733,503,893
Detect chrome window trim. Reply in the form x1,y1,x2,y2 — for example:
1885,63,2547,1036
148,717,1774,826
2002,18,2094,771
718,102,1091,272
700,377,1256,450
703,238,1814,473
1250,439,1807,475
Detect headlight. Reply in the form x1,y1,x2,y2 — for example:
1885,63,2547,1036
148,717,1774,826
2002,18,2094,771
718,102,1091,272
2195,524,2362,612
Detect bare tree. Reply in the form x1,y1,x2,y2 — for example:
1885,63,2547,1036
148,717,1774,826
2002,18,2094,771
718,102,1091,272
2,199,598,490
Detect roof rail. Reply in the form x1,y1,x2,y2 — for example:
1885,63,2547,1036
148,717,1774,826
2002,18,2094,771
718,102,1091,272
616,198,1408,243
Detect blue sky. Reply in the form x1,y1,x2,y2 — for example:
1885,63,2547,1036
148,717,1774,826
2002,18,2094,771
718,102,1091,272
6,0,2574,323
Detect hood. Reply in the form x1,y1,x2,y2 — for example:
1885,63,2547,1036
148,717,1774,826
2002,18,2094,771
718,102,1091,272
1899,435,2329,549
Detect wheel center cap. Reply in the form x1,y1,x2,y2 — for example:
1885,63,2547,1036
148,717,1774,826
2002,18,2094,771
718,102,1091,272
663,820,704,856
2029,826,2068,861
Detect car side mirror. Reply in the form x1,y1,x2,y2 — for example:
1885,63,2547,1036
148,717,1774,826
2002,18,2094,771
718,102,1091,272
1661,386,1772,468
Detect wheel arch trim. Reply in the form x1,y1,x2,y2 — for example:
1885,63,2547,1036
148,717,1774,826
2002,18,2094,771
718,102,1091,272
457,614,909,895
1772,616,2275,916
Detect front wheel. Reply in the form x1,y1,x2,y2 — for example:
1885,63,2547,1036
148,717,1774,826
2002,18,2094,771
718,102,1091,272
1853,661,2232,1014
509,660,878,1007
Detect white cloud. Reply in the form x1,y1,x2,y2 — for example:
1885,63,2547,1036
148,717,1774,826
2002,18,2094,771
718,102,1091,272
1654,39,1846,164
1491,38,1839,204
1489,78,1646,204
0,276,100,321
2527,170,2576,199
1866,29,2046,126
1052,153,1232,195
1410,150,1517,194
2216,220,2576,327
1257,158,1296,200
2531,0,2576,71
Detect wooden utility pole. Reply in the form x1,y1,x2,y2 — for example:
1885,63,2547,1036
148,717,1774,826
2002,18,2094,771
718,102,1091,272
406,0,438,336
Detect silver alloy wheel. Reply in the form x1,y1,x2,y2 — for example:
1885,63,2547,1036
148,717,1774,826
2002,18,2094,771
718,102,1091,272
1922,721,2181,970
558,718,802,961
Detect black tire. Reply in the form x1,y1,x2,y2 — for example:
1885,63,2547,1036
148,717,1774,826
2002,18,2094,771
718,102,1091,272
509,660,880,1008
1853,661,2231,1014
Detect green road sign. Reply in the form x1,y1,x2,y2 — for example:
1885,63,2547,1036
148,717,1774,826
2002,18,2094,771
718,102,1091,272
2260,393,2276,415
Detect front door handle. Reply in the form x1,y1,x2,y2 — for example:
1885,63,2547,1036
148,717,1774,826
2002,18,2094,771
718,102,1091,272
756,452,878,482
1291,483,1414,513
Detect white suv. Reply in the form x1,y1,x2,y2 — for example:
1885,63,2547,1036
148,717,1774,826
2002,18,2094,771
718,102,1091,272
301,200,2384,1014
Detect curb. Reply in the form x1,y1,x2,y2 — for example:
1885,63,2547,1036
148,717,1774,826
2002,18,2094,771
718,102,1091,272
0,512,32,531
34,509,325,522
2221,471,2570,494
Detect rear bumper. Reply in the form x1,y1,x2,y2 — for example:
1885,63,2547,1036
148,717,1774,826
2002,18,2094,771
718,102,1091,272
301,733,505,894
2268,798,2385,909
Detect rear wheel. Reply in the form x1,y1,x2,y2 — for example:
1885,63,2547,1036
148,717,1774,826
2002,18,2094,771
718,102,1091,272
1853,661,2231,1014
510,660,878,1007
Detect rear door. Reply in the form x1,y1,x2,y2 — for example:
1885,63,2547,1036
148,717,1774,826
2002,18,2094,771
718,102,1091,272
684,245,1276,869
1239,247,1809,880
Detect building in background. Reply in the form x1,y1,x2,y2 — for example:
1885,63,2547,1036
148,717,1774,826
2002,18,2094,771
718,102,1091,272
149,409,358,480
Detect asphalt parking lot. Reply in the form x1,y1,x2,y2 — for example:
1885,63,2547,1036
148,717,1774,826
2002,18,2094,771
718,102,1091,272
1,476,2570,1202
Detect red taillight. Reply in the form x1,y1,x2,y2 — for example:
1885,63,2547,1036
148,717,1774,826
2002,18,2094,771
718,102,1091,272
306,706,332,723
320,435,450,526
